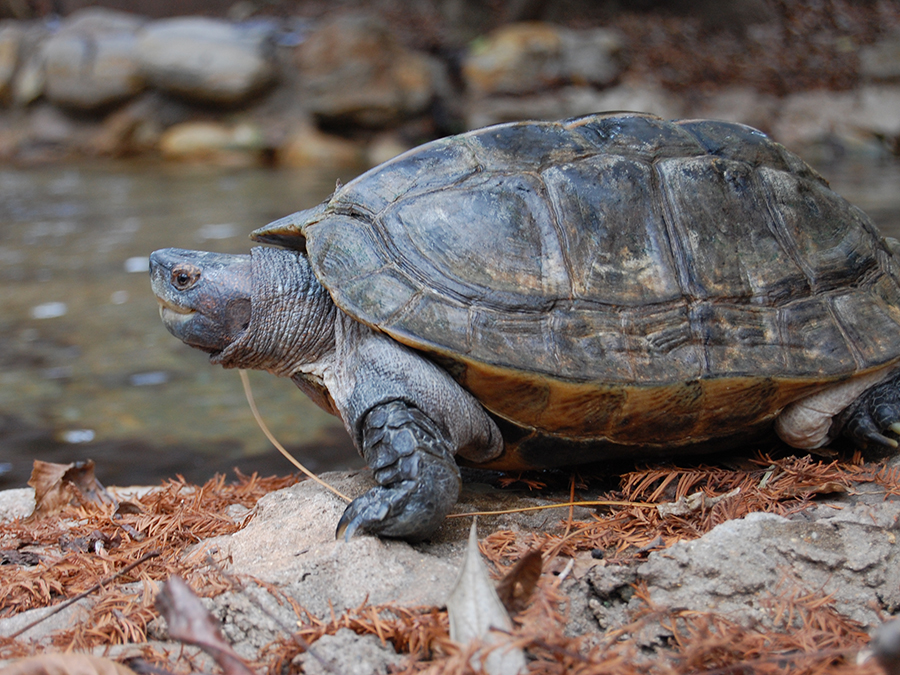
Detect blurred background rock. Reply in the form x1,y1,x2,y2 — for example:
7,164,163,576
0,0,897,165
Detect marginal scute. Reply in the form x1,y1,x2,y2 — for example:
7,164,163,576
831,287,900,368
778,297,857,375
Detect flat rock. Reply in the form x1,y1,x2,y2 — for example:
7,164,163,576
771,86,900,155
0,597,93,643
296,14,437,128
462,22,624,96
42,8,146,110
585,500,900,639
158,120,265,165
194,471,460,619
0,22,24,101
136,17,277,105
860,31,900,82
297,628,402,675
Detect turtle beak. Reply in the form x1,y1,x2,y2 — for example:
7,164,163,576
156,296,195,325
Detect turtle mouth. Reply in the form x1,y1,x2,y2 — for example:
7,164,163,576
157,298,195,324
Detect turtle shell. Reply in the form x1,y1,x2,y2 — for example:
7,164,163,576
253,113,900,449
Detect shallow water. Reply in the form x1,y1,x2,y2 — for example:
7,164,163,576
0,161,364,488
0,157,899,488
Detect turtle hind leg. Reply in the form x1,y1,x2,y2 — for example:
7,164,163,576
836,374,900,450
336,400,461,541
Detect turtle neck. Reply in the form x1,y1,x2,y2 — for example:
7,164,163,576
211,246,337,377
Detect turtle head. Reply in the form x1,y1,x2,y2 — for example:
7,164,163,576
150,246,336,375
149,248,253,355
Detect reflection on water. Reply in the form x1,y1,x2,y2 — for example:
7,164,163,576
0,161,364,487
0,157,898,488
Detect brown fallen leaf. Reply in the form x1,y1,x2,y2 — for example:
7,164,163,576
495,548,542,614
27,460,115,519
447,521,526,675
0,653,138,675
155,576,254,675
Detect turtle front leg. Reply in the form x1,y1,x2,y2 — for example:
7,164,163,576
336,400,461,541
835,372,900,450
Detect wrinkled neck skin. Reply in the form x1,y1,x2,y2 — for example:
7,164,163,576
212,247,337,377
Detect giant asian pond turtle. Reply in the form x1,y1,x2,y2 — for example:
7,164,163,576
150,112,900,540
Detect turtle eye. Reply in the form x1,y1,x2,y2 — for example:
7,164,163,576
171,266,200,290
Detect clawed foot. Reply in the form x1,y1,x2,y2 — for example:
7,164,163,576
837,373,900,450
336,401,461,541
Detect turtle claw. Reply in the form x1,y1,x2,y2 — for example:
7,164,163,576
838,373,900,450
336,401,461,541
336,481,428,541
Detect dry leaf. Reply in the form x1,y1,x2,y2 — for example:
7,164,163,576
27,460,115,519
0,653,138,675
495,548,542,614
155,576,254,675
447,520,526,675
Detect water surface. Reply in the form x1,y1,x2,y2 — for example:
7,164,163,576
0,161,363,487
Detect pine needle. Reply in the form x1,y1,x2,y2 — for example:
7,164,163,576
238,369,350,502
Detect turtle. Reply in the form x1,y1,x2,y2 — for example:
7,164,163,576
150,112,900,541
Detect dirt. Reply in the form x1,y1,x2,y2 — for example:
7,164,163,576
1,451,898,674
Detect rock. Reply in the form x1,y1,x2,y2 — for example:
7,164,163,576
772,86,900,158
584,501,900,637
136,17,277,105
0,21,23,101
296,628,402,675
296,14,437,128
41,8,145,110
559,27,625,87
91,94,165,157
855,85,900,139
0,487,33,522
690,86,780,133
278,123,364,168
462,22,624,96
366,133,412,167
172,469,579,659
463,22,561,96
465,83,683,130
860,31,900,82
194,472,460,619
9,21,49,106
27,103,77,144
159,120,266,165
0,597,93,643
